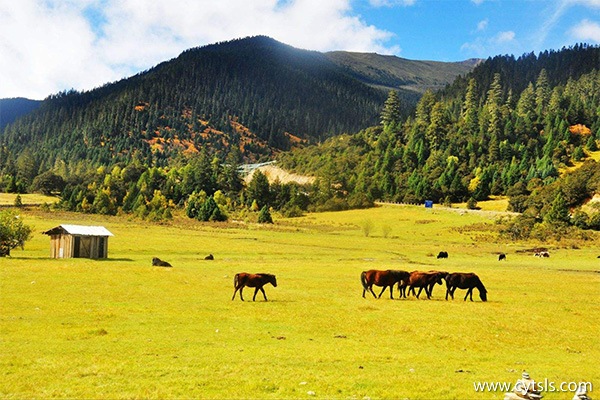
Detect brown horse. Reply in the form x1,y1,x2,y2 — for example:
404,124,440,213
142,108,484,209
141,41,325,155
445,272,487,301
231,273,277,301
361,269,410,299
406,270,447,299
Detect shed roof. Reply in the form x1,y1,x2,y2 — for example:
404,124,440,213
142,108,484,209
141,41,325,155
43,224,114,237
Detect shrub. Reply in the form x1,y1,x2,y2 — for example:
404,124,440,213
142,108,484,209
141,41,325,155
258,206,273,224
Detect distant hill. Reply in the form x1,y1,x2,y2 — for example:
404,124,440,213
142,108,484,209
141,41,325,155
0,98,41,130
0,36,475,168
326,51,479,93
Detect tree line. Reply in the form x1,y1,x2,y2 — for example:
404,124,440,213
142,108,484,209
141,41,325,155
279,44,600,238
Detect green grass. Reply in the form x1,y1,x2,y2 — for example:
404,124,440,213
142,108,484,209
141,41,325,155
0,193,59,206
1,205,598,399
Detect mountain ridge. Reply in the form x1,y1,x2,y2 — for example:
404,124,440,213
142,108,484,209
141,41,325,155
0,36,476,168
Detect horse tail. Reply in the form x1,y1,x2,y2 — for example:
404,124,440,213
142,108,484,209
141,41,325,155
233,273,240,288
360,271,368,290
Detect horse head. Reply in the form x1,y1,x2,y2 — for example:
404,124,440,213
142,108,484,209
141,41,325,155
479,288,488,302
268,274,278,287
434,271,448,285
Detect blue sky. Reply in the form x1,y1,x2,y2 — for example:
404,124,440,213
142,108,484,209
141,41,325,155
1,0,599,99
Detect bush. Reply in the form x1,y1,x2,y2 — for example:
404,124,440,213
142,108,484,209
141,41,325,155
258,206,273,224
0,210,33,256
466,197,478,210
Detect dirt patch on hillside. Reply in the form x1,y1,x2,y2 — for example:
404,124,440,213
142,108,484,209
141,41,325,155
244,165,315,185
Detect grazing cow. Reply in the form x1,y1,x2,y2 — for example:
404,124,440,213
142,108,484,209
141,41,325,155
231,273,277,301
204,254,214,260
437,251,448,259
152,257,172,267
445,272,487,302
406,271,447,299
360,269,410,299
498,253,506,261
534,251,550,258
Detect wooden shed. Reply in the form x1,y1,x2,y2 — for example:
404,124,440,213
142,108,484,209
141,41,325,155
43,225,114,259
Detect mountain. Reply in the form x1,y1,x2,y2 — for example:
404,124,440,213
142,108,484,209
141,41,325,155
325,51,479,94
0,98,41,130
0,36,475,169
279,43,600,215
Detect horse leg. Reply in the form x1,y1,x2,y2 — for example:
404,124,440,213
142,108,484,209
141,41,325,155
377,286,387,299
232,287,239,301
445,287,450,300
464,288,473,301
416,286,423,299
239,287,245,301
260,287,268,301
369,285,377,299
253,287,260,301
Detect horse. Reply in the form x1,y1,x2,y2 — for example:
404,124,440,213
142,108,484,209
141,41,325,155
437,251,448,259
445,272,487,302
152,257,172,267
231,273,277,301
498,253,506,261
204,254,214,260
361,269,410,299
406,271,447,299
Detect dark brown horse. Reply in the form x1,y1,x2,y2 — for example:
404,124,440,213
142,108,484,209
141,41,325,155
231,273,277,301
406,270,447,299
152,257,172,267
445,272,487,301
361,269,410,299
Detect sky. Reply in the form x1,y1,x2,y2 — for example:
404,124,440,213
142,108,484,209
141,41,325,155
1,0,599,100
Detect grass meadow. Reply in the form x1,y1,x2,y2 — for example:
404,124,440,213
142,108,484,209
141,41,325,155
1,204,598,399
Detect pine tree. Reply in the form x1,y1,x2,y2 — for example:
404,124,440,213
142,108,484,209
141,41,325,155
544,190,570,225
258,205,273,224
380,90,402,128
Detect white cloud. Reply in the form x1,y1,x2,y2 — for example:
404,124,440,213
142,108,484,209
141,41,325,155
460,30,517,57
0,0,400,99
476,18,489,32
369,0,416,6
495,31,515,43
570,19,600,42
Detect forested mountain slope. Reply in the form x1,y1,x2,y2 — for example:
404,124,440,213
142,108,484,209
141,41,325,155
0,36,477,172
0,98,41,130
326,51,478,93
279,44,600,230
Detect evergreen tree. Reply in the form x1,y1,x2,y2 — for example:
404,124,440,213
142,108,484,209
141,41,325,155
380,90,402,128
544,190,570,225
258,205,273,224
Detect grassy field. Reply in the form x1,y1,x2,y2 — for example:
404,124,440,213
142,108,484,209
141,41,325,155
0,193,59,206
1,205,598,399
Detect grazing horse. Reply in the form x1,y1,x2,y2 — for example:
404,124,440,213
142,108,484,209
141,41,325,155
437,251,448,259
445,272,487,302
361,269,410,299
152,257,172,267
231,273,277,301
498,253,506,261
204,254,214,260
406,271,447,299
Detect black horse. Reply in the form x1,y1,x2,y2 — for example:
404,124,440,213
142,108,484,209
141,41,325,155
231,273,277,301
152,257,172,267
445,272,487,302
